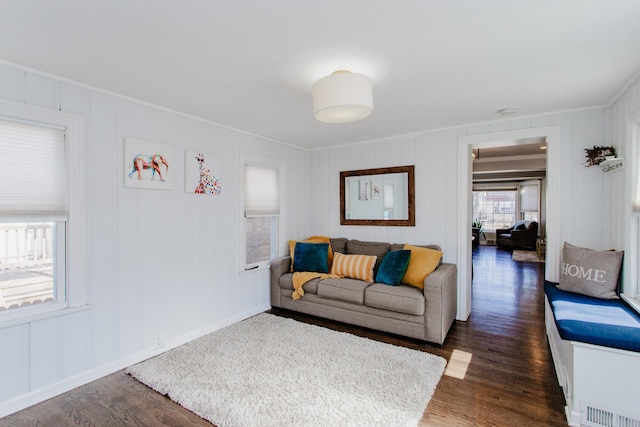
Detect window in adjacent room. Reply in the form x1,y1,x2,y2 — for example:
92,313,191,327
243,162,279,269
472,190,517,231
0,118,66,314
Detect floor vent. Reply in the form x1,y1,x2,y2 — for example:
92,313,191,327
486,239,496,245
581,401,640,427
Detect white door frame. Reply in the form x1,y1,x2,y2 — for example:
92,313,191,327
456,126,560,320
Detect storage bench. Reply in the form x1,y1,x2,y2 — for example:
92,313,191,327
544,282,640,426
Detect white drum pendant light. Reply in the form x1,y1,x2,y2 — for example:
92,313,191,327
312,70,373,123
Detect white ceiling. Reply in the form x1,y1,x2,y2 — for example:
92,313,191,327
1,1,640,150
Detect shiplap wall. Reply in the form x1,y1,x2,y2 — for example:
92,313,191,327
310,110,609,250
309,108,611,318
0,63,309,414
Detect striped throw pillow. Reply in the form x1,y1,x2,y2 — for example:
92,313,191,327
331,252,377,283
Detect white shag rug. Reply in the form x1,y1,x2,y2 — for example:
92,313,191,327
126,313,446,427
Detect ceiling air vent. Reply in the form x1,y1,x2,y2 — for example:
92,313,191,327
581,401,640,427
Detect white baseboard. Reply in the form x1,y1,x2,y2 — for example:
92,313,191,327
0,304,270,418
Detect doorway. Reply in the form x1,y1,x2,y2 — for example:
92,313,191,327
472,140,547,248
456,126,560,321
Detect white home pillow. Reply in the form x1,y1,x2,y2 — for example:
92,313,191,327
558,242,623,299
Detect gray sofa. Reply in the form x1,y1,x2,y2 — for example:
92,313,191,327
270,238,457,345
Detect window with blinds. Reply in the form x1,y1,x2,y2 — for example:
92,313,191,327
244,163,279,268
0,118,67,312
627,122,640,309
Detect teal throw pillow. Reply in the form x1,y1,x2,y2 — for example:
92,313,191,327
293,242,329,273
375,250,411,286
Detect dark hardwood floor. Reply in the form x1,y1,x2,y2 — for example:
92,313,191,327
1,246,567,427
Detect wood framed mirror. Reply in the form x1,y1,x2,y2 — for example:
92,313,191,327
340,165,415,226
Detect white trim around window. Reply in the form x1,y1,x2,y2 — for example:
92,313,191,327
0,99,86,328
621,108,640,312
239,152,283,272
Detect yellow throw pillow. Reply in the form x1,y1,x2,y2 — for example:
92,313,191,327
401,244,443,289
289,236,333,272
331,252,377,283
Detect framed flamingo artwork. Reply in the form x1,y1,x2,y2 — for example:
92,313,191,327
184,150,222,195
124,138,173,190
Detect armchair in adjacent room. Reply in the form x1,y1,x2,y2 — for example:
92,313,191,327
496,221,538,250
472,227,481,249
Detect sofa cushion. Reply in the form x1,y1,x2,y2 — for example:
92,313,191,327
278,273,321,295
330,237,348,255
307,235,335,269
511,220,526,230
365,283,425,316
545,282,640,352
375,250,411,286
402,244,443,289
346,239,390,272
289,236,333,272
391,243,443,265
558,242,623,299
317,278,370,304
293,242,329,273
390,243,402,252
331,252,377,283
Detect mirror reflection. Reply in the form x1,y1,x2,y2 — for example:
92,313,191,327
345,173,408,220
340,165,415,226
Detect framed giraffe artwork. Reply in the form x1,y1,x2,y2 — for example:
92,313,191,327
184,150,222,195
124,138,173,190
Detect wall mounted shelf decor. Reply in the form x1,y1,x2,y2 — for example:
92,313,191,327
600,157,625,172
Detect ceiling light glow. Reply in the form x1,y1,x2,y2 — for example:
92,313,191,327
312,70,373,123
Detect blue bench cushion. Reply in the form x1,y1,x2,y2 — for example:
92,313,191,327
545,281,640,352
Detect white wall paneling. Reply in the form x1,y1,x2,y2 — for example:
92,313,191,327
25,73,60,110
0,63,308,416
0,324,29,402
309,114,608,321
0,65,26,103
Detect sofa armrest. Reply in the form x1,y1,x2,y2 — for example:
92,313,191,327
495,227,512,239
423,263,457,345
270,256,291,308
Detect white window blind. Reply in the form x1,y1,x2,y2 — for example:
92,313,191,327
244,164,279,216
0,118,66,215
519,183,539,212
